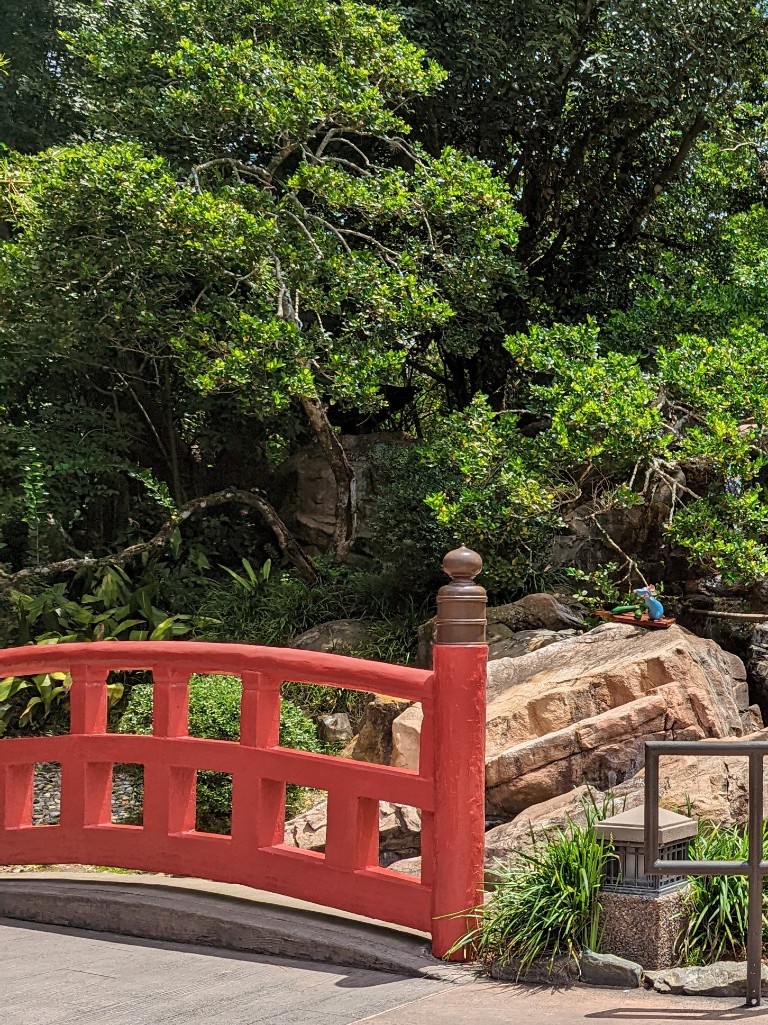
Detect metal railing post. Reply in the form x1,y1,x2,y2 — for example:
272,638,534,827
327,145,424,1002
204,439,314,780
645,739,767,1008
747,751,763,1007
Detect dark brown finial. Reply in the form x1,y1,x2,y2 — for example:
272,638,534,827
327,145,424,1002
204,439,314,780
435,546,487,645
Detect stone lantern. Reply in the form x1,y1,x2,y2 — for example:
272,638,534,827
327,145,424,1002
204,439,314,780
594,806,697,970
595,807,697,894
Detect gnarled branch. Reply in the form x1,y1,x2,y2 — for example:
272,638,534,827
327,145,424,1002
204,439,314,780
4,488,320,589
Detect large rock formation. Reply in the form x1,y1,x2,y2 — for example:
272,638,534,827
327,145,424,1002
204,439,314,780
486,729,768,862
484,623,753,815
393,623,754,814
390,731,768,878
288,619,759,880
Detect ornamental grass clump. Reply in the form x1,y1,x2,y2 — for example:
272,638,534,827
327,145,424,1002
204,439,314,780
460,801,615,974
676,821,768,966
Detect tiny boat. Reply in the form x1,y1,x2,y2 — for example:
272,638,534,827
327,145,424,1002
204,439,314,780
594,610,675,629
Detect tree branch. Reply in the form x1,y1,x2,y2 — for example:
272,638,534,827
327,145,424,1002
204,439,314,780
3,489,320,588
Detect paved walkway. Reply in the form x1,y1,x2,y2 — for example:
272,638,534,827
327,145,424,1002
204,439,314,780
5,921,768,1024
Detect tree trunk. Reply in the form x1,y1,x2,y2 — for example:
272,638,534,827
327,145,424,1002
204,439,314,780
299,395,357,558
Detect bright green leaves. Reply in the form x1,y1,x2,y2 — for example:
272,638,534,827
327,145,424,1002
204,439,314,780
419,395,558,592
0,672,71,734
506,321,666,469
2,0,523,464
65,0,444,162
670,493,768,584
543,354,665,465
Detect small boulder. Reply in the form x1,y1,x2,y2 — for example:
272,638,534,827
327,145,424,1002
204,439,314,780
490,954,580,985
318,712,353,744
580,950,642,989
388,856,422,877
644,961,768,997
291,618,373,653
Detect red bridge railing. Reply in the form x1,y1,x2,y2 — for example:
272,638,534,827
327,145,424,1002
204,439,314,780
0,547,487,959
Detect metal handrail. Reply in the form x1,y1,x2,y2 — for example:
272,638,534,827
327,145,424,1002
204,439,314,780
645,740,767,1007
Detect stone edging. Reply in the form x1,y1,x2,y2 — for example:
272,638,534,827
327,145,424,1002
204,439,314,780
0,872,468,983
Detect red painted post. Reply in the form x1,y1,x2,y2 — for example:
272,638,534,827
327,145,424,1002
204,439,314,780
60,664,111,829
233,672,284,848
429,547,487,959
0,764,33,829
144,666,196,836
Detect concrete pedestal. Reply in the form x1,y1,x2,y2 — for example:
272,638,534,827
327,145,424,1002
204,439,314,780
599,887,687,970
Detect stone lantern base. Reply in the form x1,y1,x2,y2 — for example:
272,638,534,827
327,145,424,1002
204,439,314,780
599,887,688,970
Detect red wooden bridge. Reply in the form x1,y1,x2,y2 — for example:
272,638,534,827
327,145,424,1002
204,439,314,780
0,548,487,959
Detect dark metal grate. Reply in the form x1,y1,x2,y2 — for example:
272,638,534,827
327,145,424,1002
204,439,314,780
603,838,690,893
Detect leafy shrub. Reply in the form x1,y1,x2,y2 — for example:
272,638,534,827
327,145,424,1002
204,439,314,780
118,674,319,831
460,801,615,972
677,821,768,966
198,565,426,724
199,563,421,649
5,565,194,647
370,404,560,600
0,564,195,736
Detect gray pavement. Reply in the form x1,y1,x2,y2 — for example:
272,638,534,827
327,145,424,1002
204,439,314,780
7,922,768,1025
4,919,768,1025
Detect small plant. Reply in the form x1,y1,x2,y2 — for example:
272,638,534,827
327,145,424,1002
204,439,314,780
220,557,272,595
457,796,616,974
118,674,320,831
566,563,621,611
676,821,768,966
0,564,195,735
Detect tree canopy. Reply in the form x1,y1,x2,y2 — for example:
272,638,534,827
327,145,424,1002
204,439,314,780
3,0,768,608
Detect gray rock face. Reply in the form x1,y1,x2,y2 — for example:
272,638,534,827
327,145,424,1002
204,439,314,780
487,627,577,662
644,961,768,997
580,949,642,988
748,621,768,717
274,432,410,548
291,619,373,654
318,712,353,744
